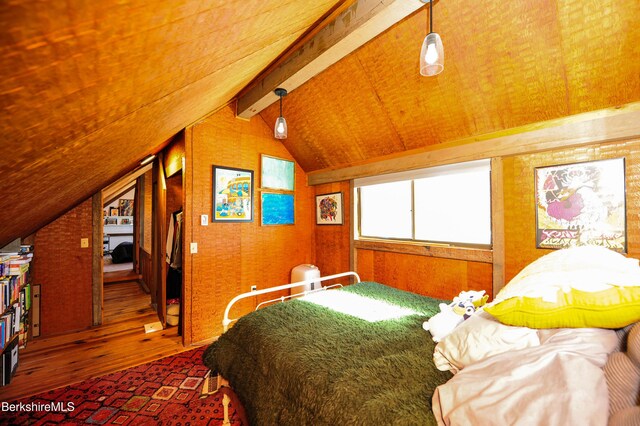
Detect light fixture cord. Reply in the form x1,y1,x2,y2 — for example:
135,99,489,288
429,0,433,33
279,95,283,117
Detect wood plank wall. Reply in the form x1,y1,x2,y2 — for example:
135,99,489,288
142,169,153,252
32,198,94,336
314,182,351,276
357,250,493,300
503,137,640,282
183,104,316,344
139,248,153,292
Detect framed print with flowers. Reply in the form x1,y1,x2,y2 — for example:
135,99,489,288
535,158,626,252
315,192,343,225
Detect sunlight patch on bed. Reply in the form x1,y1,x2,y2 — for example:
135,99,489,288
299,291,420,322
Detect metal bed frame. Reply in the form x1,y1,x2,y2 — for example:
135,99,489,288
202,271,361,416
222,271,361,332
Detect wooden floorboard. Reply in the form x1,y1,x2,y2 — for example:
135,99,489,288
0,280,192,402
104,269,141,284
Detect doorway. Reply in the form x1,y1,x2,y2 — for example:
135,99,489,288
103,185,136,281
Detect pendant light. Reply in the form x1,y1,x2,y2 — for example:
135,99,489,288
419,0,444,76
274,88,288,139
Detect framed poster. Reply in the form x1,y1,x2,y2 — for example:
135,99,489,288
109,207,119,216
212,166,254,222
119,199,133,216
535,158,626,252
261,154,295,191
261,193,294,225
315,192,343,225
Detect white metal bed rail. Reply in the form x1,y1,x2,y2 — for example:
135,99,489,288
222,271,361,331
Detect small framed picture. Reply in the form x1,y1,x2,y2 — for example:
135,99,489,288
261,192,294,225
315,192,343,225
261,154,295,191
109,207,119,216
213,165,254,222
105,217,117,225
119,199,134,216
120,218,131,225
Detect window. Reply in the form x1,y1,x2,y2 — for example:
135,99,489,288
355,160,491,247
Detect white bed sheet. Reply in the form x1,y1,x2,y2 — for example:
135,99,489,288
432,327,618,426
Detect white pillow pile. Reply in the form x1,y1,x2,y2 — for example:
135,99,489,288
433,310,540,373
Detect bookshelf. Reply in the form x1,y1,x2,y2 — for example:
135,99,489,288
0,245,33,386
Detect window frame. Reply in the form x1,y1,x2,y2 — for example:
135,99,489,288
354,160,492,249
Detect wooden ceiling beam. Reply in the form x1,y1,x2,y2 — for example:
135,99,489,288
236,0,426,119
102,163,153,204
307,102,640,185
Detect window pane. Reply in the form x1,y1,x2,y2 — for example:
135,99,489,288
414,170,491,245
360,181,412,239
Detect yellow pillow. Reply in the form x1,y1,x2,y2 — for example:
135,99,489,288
485,286,640,329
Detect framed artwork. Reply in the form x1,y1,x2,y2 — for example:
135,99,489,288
261,193,294,225
109,207,119,216
119,199,133,216
120,218,131,225
316,192,343,225
105,217,117,225
212,165,254,222
535,158,626,252
261,154,295,191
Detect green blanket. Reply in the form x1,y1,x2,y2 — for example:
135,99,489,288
203,282,452,425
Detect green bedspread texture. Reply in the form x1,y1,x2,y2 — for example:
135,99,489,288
202,281,452,425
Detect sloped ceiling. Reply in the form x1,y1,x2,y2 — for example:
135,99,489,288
0,0,346,246
1,0,639,248
260,0,640,172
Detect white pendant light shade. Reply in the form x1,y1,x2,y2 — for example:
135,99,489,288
420,32,444,76
274,87,288,140
274,116,287,139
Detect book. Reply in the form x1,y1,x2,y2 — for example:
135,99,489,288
2,337,18,385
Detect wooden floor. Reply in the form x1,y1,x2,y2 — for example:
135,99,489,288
0,280,192,402
104,268,140,284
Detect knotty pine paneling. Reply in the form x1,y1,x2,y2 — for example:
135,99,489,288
183,104,316,343
503,138,640,283
314,182,351,276
32,198,94,337
356,249,493,301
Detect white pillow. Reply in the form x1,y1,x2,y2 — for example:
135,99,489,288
433,310,540,373
494,245,640,304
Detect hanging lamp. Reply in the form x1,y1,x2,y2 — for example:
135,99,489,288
274,88,288,139
419,0,444,76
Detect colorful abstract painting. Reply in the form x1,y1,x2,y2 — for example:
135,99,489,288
315,192,343,225
213,166,253,222
535,158,626,252
119,199,133,216
261,155,295,191
261,193,294,225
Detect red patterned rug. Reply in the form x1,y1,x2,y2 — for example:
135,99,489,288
1,347,247,425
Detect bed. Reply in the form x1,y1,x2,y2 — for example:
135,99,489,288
202,273,453,425
203,246,640,425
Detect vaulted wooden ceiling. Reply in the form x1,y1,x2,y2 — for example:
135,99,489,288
261,0,640,172
1,0,639,247
0,0,348,246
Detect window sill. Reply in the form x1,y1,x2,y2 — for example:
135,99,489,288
354,239,492,263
